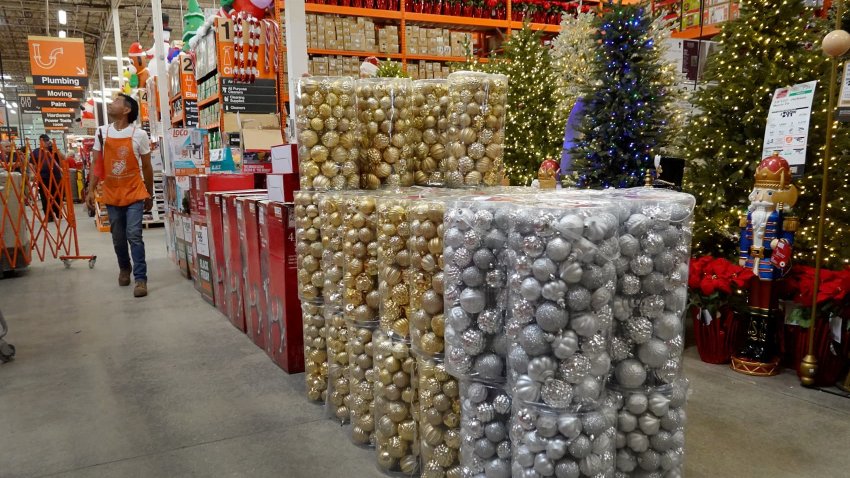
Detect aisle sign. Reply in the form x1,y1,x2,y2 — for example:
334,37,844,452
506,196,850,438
38,98,77,109
221,78,277,113
35,88,85,101
761,80,817,176
18,94,41,114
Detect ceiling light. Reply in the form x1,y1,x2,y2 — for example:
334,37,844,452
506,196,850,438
102,56,131,62
58,10,67,25
11,102,17,108
111,76,120,81
58,30,67,38
0,75,10,80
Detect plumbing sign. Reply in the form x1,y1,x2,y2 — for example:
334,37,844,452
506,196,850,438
27,36,89,87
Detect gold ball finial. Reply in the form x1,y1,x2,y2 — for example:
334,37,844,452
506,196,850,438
822,30,850,58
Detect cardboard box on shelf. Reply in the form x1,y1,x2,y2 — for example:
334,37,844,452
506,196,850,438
260,200,304,373
206,193,227,316
221,192,266,333
241,128,283,175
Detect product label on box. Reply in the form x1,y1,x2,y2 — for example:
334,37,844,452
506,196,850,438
274,205,282,218
183,216,193,237
270,144,295,174
237,204,243,220
259,209,266,225
195,224,210,257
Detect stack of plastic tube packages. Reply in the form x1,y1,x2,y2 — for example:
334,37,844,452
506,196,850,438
443,71,508,188
321,192,350,424
440,189,694,478
291,72,698,478
295,76,360,191
357,78,415,189
410,79,449,187
294,191,329,403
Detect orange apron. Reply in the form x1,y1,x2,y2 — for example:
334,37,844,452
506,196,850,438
102,126,149,207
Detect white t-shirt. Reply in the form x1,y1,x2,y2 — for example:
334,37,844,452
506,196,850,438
93,124,151,164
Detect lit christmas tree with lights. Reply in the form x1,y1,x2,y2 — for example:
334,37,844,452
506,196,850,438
685,0,850,265
495,25,564,186
571,5,673,188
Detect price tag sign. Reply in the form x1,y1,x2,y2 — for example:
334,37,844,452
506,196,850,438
761,80,817,176
837,62,850,123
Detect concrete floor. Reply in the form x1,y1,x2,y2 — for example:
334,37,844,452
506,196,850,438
0,208,848,478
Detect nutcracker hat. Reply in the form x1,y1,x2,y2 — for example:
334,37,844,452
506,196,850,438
755,152,799,207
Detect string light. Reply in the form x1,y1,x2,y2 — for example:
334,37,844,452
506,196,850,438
684,0,849,265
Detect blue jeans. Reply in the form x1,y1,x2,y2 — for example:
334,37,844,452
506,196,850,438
106,201,147,282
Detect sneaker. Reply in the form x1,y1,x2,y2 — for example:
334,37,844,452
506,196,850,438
134,281,148,298
119,269,131,287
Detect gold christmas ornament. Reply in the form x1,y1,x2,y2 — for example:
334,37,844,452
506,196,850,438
347,321,378,446
417,357,461,476
374,330,419,474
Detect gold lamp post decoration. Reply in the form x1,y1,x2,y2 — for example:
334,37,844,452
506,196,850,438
799,0,850,387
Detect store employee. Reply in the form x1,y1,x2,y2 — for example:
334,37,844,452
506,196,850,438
86,94,153,298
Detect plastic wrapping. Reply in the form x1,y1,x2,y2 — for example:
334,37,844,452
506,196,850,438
303,301,329,403
510,401,616,478
377,195,420,339
295,76,360,191
607,379,689,478
410,198,449,357
374,332,419,475
593,189,696,389
411,79,449,187
320,192,346,306
444,71,508,188
459,380,513,477
326,305,350,423
417,356,462,478
295,191,324,302
443,200,513,382
347,319,379,447
357,78,415,189
505,199,621,411
342,192,381,325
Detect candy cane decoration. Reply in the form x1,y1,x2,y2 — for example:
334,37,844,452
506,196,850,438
233,10,245,82
262,19,280,75
247,16,260,82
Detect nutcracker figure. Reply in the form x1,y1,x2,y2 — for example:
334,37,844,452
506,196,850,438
732,152,799,376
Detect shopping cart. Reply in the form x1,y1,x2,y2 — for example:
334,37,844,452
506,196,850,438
0,309,15,363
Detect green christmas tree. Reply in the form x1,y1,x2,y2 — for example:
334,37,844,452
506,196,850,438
571,5,674,188
496,26,564,185
684,0,849,266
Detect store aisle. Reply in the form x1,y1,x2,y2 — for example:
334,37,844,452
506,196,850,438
0,209,381,478
0,209,849,478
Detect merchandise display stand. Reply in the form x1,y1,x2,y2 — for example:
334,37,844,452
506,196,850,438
194,15,279,150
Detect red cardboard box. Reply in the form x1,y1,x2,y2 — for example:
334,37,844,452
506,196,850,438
206,192,228,317
222,194,245,332
191,174,255,303
175,212,193,279
260,200,304,373
237,197,267,350
222,191,267,332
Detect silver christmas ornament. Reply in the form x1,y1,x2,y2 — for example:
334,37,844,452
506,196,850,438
614,359,647,389
541,379,573,408
535,302,568,333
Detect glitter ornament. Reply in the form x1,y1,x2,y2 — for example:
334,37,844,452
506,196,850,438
357,78,414,189
559,354,592,384
626,317,653,344
567,287,592,312
541,379,573,408
535,302,569,333
630,255,654,276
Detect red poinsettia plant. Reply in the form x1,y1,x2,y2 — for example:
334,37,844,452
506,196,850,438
688,256,757,315
780,265,850,327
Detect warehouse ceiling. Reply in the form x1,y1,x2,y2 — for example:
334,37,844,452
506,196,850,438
0,0,211,97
